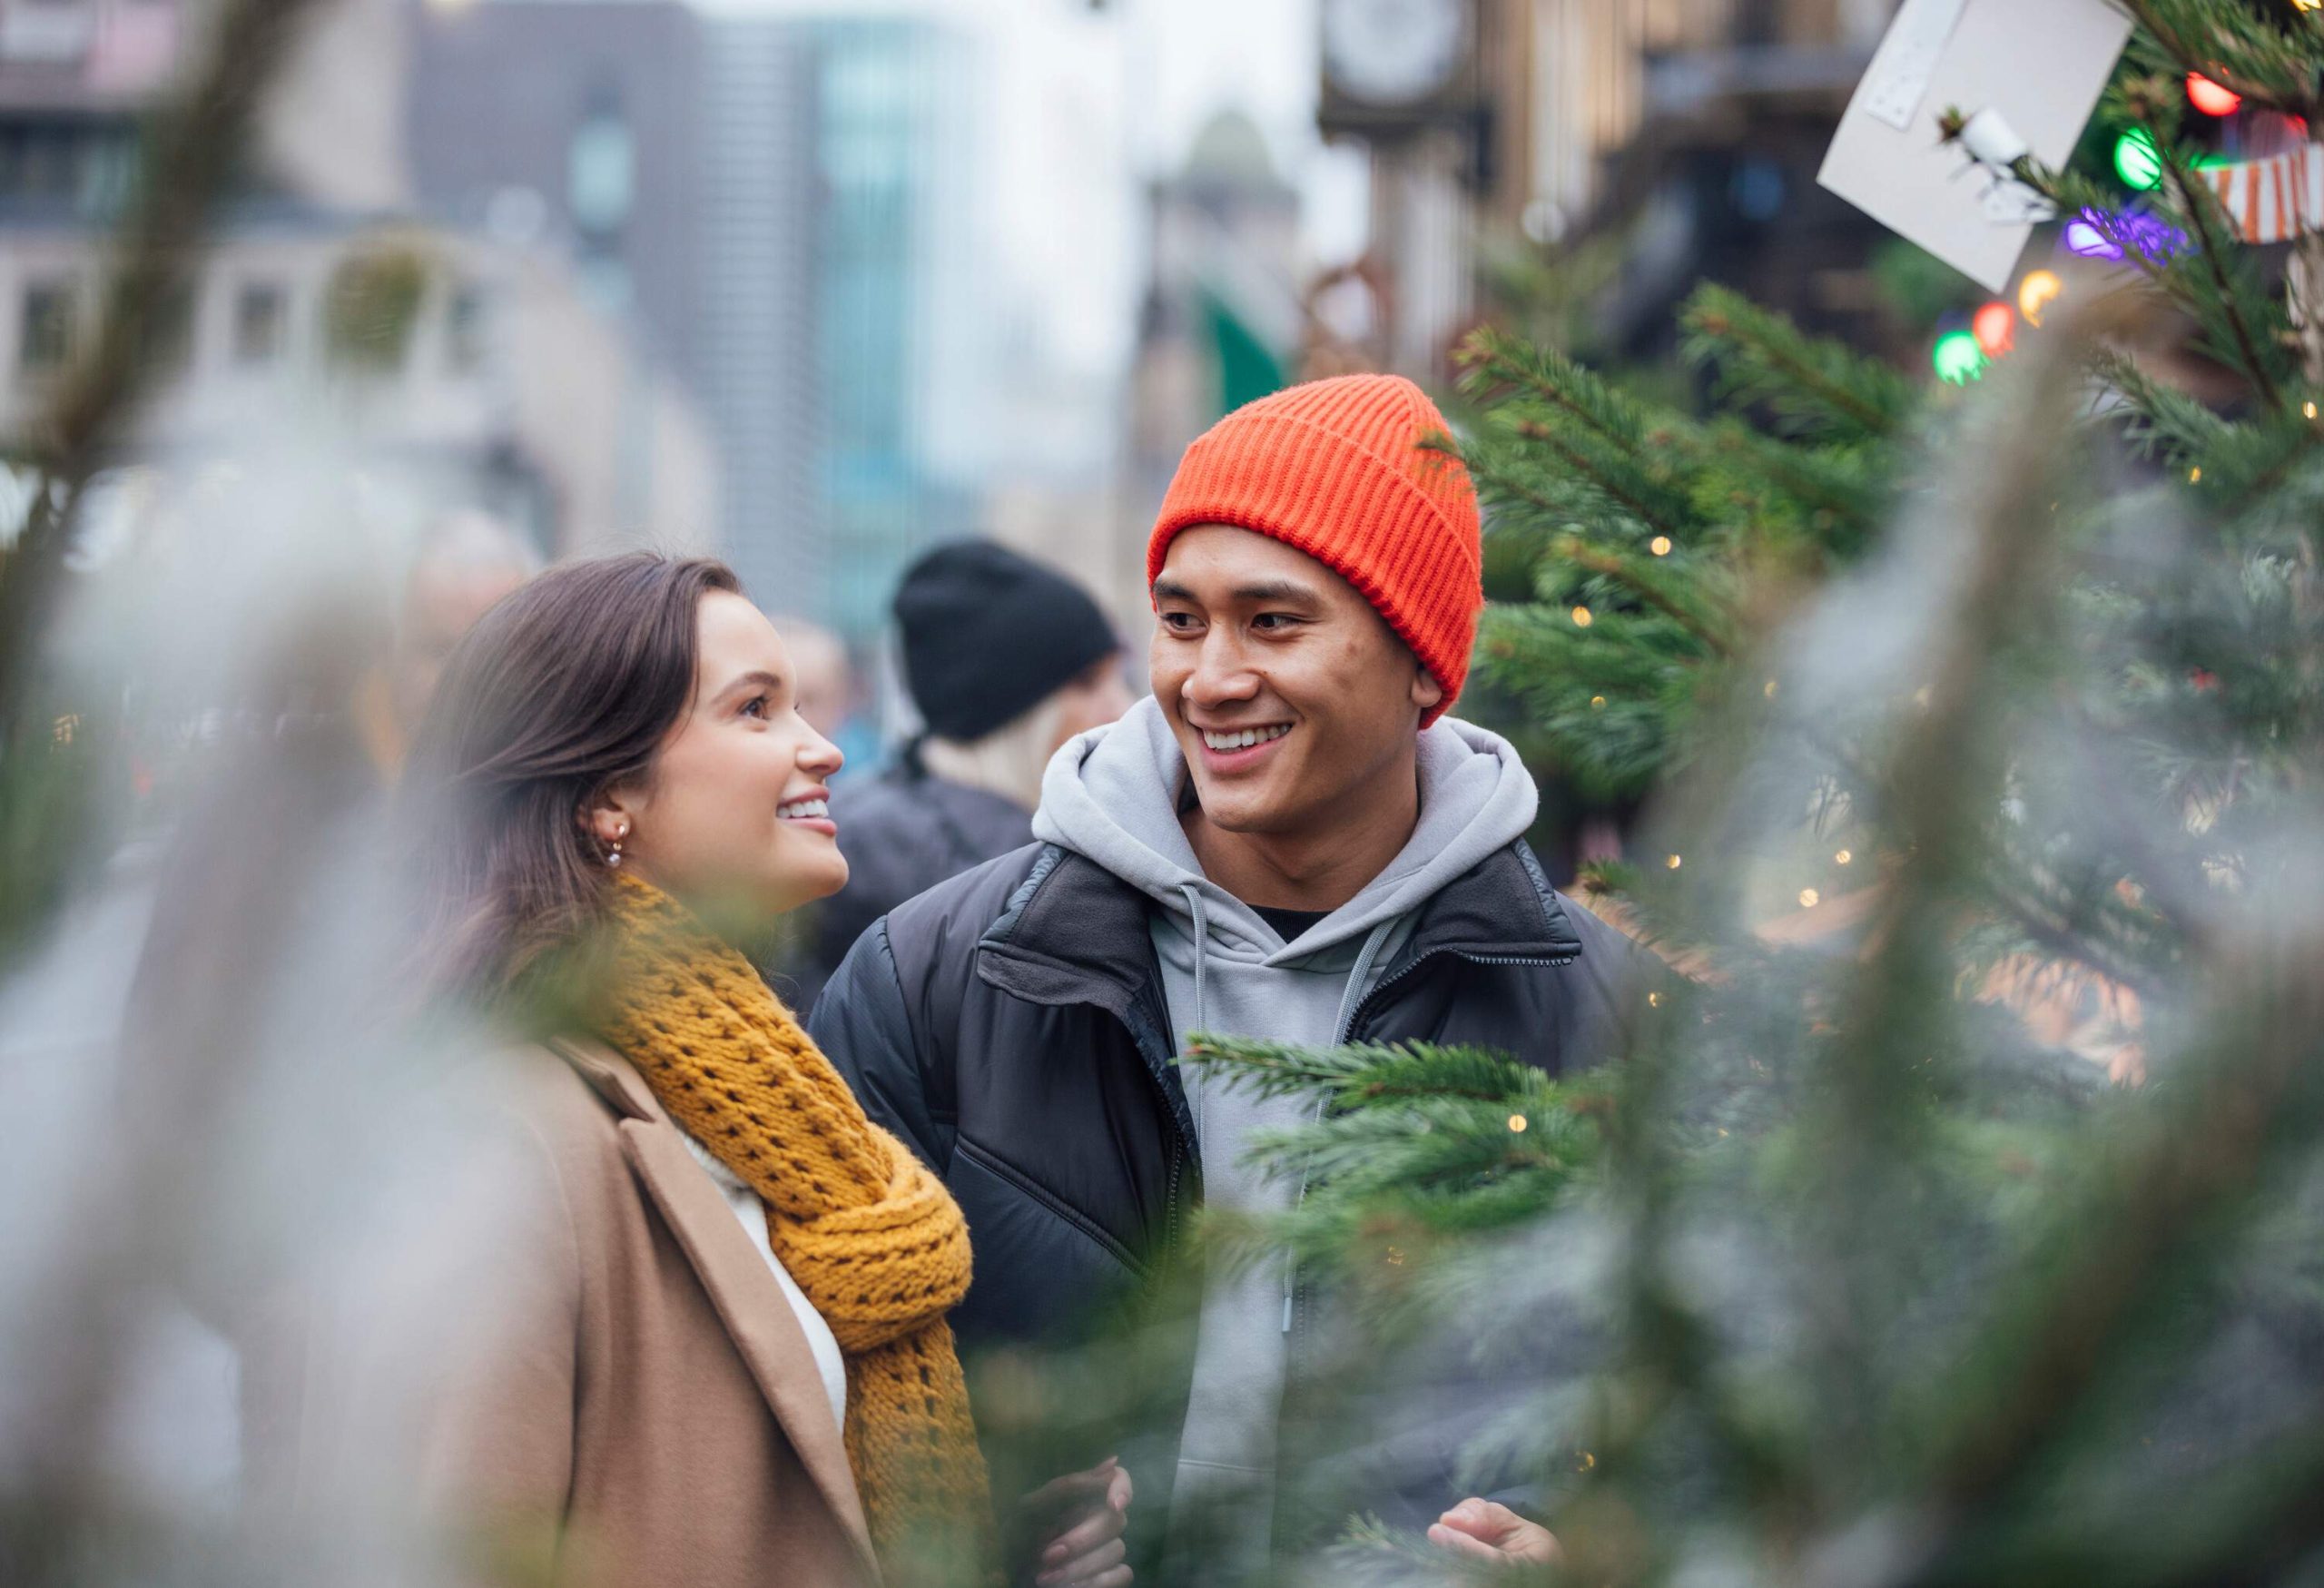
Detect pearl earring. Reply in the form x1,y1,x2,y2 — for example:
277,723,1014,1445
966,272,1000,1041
607,820,629,869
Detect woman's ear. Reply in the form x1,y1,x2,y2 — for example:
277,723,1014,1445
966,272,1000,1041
581,784,644,855
1411,664,1445,716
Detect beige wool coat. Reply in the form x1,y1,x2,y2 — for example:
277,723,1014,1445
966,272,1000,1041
243,1038,880,1588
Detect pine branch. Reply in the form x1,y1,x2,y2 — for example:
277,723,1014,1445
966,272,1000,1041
1909,943,2324,1568
2115,1,2322,121
1682,282,1913,440
1556,540,1734,655
2161,142,2289,416
1511,418,1689,544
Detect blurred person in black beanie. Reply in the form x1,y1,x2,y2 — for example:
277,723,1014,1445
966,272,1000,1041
789,540,1128,1003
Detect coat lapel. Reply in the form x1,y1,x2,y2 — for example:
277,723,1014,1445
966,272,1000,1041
552,1040,879,1572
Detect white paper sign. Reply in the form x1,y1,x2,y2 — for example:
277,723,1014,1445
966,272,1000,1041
1817,0,2133,291
1860,0,1969,131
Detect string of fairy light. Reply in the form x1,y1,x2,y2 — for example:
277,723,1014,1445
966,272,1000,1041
1562,27,2322,927
1934,55,2318,390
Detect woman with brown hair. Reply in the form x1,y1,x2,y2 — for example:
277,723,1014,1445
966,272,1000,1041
348,552,1130,1587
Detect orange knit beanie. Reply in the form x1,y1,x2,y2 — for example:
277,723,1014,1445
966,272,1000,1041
1148,373,1482,725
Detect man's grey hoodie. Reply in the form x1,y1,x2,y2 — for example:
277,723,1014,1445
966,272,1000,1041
1030,694,1541,1567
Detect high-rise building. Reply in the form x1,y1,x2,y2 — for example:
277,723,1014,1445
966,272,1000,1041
803,15,980,643
696,17,823,613
405,3,990,638
406,0,707,383
407,1,842,615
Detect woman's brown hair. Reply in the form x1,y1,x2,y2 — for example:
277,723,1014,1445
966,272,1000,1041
402,551,741,1001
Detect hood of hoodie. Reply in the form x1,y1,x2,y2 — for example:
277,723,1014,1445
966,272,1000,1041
1031,694,1540,972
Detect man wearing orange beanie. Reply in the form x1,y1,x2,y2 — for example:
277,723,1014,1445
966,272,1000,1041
811,375,1640,1580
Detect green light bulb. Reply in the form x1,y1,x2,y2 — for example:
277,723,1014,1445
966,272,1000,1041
1933,330,1987,385
2114,128,2163,191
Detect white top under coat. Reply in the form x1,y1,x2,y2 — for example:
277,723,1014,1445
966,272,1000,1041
678,1131,850,1435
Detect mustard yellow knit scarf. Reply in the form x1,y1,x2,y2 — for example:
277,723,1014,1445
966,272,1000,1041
596,875,992,1573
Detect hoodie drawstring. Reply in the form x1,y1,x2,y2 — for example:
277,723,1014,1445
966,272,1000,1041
1179,883,1211,1044
1179,883,1212,1150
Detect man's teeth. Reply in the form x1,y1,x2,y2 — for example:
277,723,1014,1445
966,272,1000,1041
1202,725,1292,752
778,797,829,820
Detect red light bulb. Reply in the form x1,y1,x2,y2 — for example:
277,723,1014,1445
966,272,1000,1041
1973,301,2016,357
2187,73,2241,116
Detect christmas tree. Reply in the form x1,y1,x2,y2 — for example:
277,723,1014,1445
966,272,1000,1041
1191,6,2324,1583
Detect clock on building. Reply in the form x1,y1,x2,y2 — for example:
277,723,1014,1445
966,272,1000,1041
1321,0,1472,110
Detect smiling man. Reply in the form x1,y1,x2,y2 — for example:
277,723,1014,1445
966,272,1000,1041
810,375,1640,1579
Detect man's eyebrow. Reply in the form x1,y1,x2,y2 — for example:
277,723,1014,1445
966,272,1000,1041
1229,579,1317,604
1150,577,1320,605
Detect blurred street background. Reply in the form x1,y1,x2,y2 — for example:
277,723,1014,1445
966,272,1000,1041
1,0,1915,749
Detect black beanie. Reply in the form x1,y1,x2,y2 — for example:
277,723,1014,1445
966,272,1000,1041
892,539,1120,742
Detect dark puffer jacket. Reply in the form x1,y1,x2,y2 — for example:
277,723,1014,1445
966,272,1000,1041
807,837,1646,1551
787,762,1033,1009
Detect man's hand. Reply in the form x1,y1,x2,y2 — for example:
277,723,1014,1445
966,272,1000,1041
1427,1497,1561,1567
1019,1456,1134,1588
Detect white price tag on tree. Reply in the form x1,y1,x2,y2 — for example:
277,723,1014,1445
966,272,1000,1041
1818,0,2132,291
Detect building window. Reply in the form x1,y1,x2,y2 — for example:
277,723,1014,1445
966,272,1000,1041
233,282,287,364
142,283,194,377
445,282,487,373
567,103,635,236
18,280,74,374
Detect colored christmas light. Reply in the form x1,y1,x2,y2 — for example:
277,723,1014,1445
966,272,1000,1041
2017,269,2063,326
2186,73,2241,117
2122,211,2189,259
2114,128,2164,190
1973,301,2016,356
2063,213,2122,259
2062,206,2187,263
1933,329,1987,385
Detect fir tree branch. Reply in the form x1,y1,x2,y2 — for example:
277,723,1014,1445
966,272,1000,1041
1683,283,1910,440
2161,144,2289,416
1910,945,2324,1568
1557,541,1733,655
2115,0,2321,121
1514,419,1686,543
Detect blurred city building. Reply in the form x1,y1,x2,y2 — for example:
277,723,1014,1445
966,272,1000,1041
407,0,821,607
1118,107,1302,623
0,0,716,555
1319,0,1900,373
800,15,980,643
696,17,824,617
406,2,989,647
